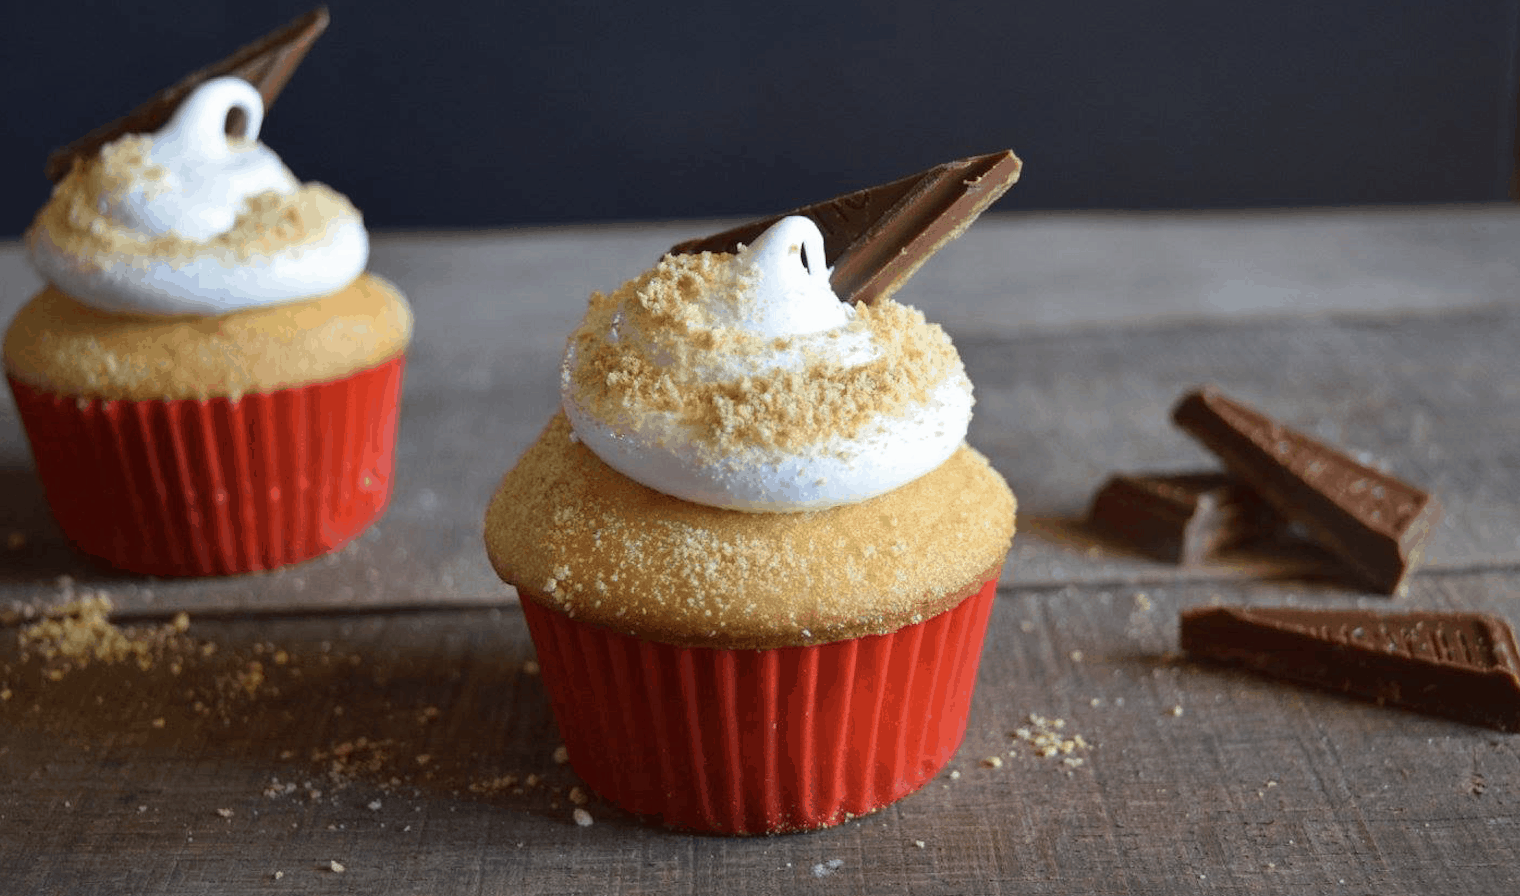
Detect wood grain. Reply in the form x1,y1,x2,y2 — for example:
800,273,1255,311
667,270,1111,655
2,572,1518,894
2,210,1519,892
4,293,1517,620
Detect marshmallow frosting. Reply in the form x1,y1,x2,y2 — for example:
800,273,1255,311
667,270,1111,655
561,216,974,512
26,77,368,316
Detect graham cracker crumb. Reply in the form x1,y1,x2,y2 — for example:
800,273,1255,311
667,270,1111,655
17,595,193,673
564,252,967,460
1011,714,1092,767
468,774,520,795
31,133,360,270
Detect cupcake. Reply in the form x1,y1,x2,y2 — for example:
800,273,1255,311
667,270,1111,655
5,75,411,576
484,203,1017,833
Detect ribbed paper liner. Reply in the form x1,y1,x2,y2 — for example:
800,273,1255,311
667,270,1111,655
522,572,1000,834
6,356,404,577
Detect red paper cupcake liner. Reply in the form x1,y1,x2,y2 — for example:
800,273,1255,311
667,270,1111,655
521,570,1000,834
7,356,405,577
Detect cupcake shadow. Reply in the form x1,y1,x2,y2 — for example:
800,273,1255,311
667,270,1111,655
0,466,130,584
1022,512,1352,589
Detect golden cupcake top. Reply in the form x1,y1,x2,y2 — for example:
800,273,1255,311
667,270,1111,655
3,273,412,401
491,161,1024,647
484,413,1015,649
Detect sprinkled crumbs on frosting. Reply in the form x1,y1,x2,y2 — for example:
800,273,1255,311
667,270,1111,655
30,139,359,270
564,252,967,460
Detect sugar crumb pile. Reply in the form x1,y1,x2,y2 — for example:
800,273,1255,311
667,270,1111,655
16,594,192,676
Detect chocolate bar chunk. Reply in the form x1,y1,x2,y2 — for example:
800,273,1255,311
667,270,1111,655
1172,386,1440,595
1181,606,1520,732
44,7,330,182
669,150,1022,306
1088,472,1276,564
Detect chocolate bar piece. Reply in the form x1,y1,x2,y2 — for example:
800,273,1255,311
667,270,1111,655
44,7,330,182
1088,472,1276,564
1172,386,1440,595
1181,605,1520,732
669,150,1022,306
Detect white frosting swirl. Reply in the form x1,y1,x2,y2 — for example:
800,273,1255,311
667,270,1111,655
562,215,973,512
27,77,368,316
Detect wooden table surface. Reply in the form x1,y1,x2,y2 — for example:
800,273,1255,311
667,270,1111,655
3,206,1519,894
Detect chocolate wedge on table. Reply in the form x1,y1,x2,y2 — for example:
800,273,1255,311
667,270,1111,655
44,7,330,182
1181,606,1520,732
669,150,1023,306
1172,386,1440,595
1088,472,1277,565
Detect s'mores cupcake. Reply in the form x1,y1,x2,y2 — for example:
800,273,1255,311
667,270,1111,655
5,61,411,576
485,154,1020,833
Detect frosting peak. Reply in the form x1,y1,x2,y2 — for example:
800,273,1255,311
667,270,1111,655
27,77,367,316
103,78,298,243
562,216,973,513
709,215,847,337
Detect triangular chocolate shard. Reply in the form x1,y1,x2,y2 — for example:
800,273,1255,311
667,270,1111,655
1172,386,1440,595
43,6,330,183
669,150,1022,305
1181,605,1520,732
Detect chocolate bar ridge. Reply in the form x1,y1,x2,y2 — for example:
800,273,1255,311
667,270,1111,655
1172,386,1440,595
1088,472,1275,564
1181,606,1520,732
44,7,330,182
669,150,1022,306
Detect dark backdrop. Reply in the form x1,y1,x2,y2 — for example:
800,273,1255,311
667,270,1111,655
5,1,1518,235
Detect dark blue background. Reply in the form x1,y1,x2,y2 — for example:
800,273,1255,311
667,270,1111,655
5,1,1518,235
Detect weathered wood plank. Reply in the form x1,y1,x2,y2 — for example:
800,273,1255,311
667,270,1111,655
964,307,1520,589
1,211,1517,891
2,570,1517,894
5,306,1517,620
4,209,1520,617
